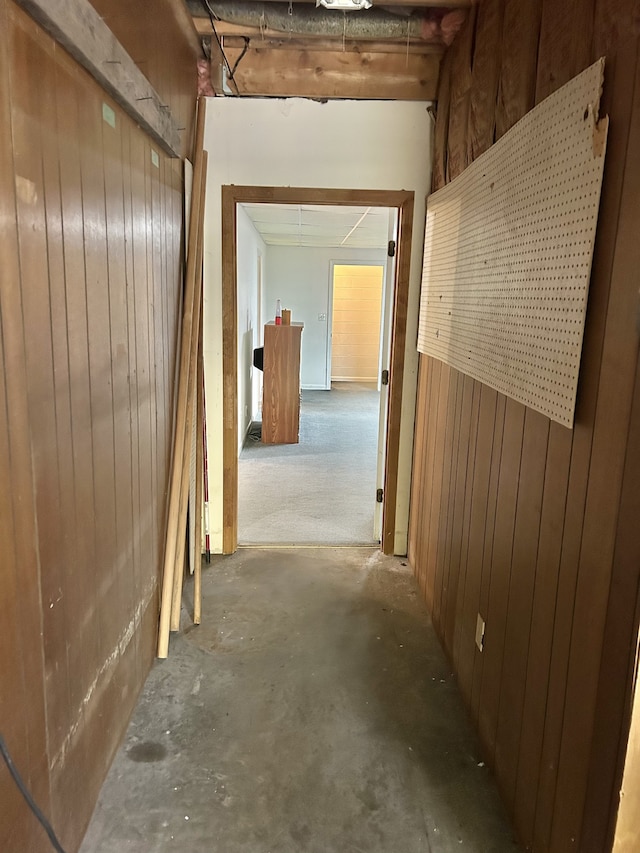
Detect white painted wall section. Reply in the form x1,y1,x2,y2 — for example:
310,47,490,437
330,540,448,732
264,245,386,389
203,97,432,554
236,205,266,453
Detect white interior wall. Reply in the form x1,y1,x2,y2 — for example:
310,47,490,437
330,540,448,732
203,97,432,554
264,244,387,389
236,205,266,454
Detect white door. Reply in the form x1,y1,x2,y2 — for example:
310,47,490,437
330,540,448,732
373,210,398,541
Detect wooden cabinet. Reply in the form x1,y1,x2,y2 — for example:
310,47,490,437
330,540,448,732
262,322,303,444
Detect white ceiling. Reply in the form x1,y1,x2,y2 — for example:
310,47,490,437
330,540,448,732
239,203,390,249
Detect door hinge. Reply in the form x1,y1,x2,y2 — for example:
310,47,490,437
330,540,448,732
381,369,389,386
387,239,396,258
376,488,384,503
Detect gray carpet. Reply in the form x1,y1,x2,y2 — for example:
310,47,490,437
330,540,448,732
238,382,380,545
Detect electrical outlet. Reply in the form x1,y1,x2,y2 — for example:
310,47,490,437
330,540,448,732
475,614,486,652
318,313,326,321
244,405,248,419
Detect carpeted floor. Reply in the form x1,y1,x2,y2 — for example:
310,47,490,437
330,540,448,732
238,382,380,545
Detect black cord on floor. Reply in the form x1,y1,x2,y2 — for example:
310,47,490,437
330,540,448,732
0,733,68,853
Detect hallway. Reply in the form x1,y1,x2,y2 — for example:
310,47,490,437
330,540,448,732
81,548,521,852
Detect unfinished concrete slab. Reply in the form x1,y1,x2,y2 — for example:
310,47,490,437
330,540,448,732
80,548,522,853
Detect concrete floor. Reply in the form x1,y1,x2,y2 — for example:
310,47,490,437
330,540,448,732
80,548,522,853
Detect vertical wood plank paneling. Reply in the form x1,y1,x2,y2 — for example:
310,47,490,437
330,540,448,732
512,423,572,845
408,355,430,564
40,34,77,778
431,50,453,192
495,0,542,138
131,129,154,597
0,8,50,840
494,408,550,807
0,5,51,842
410,3,640,852
468,0,504,160
446,5,477,182
102,91,139,731
80,63,120,679
593,0,640,58
451,379,481,668
145,141,160,579
432,369,461,635
471,393,507,723
590,347,640,853
1,2,197,848
122,116,143,686
443,375,475,656
9,14,71,770
455,385,498,702
413,356,435,593
533,38,637,853
548,44,640,853
420,359,442,602
536,0,596,102
50,49,100,848
477,399,525,756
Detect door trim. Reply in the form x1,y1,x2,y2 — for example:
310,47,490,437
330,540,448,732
221,185,414,555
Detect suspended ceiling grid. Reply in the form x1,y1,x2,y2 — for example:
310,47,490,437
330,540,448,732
240,203,390,248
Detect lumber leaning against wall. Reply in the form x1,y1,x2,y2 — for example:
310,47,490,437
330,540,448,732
408,1,640,852
0,1,199,850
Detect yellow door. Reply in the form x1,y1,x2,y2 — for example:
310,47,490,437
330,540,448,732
331,264,384,382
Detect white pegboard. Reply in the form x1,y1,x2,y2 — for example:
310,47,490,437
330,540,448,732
418,59,608,428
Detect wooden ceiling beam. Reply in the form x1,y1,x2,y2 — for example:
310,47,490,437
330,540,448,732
223,44,439,99
221,33,444,55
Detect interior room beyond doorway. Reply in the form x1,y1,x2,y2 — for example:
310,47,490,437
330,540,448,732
235,200,395,547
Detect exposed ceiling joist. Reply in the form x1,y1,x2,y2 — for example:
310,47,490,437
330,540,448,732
192,0,469,99
223,43,439,99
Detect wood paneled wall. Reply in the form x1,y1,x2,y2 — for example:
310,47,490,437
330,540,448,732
89,0,201,159
0,2,198,850
408,2,640,852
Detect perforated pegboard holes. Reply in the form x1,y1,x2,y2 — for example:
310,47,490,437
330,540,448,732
417,59,608,428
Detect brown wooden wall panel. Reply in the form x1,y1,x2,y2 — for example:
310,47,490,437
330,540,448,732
431,50,452,192
535,0,596,102
89,0,200,159
446,5,477,183
0,6,51,853
600,349,640,853
0,1,197,850
548,42,640,853
493,408,549,807
495,0,541,138
468,0,503,159
424,363,451,612
409,3,640,852
453,385,498,703
450,380,480,668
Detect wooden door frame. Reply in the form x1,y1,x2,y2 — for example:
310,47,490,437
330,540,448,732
221,185,414,555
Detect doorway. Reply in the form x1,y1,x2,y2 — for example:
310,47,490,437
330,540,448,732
221,186,414,555
330,264,384,384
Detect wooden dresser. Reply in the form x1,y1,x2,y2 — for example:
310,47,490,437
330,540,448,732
262,322,303,444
